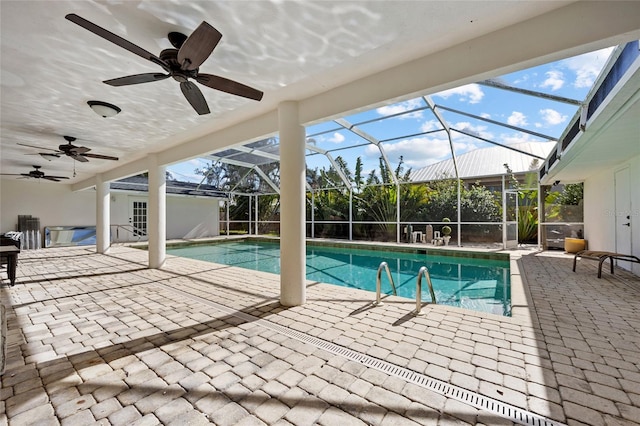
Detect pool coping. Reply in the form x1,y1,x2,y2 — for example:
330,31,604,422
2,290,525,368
153,235,510,261
136,236,524,321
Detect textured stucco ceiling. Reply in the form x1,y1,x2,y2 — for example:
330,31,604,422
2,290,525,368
1,1,637,186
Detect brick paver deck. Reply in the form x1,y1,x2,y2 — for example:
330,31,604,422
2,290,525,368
1,243,639,425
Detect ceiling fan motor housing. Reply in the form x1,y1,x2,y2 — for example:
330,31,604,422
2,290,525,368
160,49,197,83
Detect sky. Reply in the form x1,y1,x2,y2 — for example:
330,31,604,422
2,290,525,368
167,46,615,184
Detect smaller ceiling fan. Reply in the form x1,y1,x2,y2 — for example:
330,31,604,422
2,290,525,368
18,136,119,163
0,165,69,182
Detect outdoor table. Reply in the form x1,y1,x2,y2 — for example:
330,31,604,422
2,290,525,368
0,246,19,286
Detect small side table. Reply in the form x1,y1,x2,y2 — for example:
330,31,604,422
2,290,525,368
0,246,19,286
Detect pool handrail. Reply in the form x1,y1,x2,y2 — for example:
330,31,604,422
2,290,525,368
373,261,397,305
414,266,437,315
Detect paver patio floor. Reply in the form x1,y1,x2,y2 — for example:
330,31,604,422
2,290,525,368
1,243,639,425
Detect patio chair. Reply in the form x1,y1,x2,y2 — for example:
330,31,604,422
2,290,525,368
572,250,640,278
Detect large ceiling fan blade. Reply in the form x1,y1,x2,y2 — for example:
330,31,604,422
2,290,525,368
81,153,119,161
196,74,264,101
180,81,210,115
177,22,222,71
17,142,60,152
104,73,169,87
65,14,170,71
43,176,62,182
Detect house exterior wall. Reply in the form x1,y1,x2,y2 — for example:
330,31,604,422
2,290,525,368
583,154,640,275
0,180,96,232
166,196,220,240
110,192,220,241
0,180,220,245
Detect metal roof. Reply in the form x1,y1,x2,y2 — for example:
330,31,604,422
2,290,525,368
410,142,554,182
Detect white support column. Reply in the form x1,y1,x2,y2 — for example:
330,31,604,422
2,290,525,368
279,101,306,306
148,155,166,269
96,174,110,254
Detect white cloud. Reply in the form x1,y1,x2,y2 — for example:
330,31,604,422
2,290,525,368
420,120,441,132
434,84,484,104
167,162,206,183
512,74,530,85
560,47,615,88
540,70,564,91
539,108,568,126
376,98,424,118
507,111,528,127
499,132,539,145
364,136,452,168
364,131,492,170
453,121,493,139
327,132,345,143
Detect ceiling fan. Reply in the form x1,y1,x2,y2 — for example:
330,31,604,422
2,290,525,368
0,165,69,182
18,136,119,163
65,13,264,115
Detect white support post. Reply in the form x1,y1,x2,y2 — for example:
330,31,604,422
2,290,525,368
502,175,507,249
255,195,259,235
349,189,353,241
148,155,166,269
396,182,401,243
247,195,251,235
279,101,306,306
226,199,230,236
311,190,315,239
96,174,110,254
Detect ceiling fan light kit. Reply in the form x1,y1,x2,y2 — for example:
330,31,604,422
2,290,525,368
87,100,121,118
65,13,264,115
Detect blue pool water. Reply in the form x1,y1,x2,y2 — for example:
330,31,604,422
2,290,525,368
167,240,511,316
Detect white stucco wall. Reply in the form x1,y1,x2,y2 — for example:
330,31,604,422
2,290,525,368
1,179,220,245
0,179,96,232
110,192,220,241
583,154,640,275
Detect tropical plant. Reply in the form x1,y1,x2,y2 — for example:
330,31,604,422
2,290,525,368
557,183,584,205
503,163,539,243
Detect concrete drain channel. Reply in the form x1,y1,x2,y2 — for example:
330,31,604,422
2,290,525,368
158,284,565,426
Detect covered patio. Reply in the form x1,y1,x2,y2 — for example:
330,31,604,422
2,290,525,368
2,243,639,425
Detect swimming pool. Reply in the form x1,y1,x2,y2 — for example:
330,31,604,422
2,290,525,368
167,240,511,316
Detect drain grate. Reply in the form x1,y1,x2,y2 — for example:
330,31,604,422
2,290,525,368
157,284,566,426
